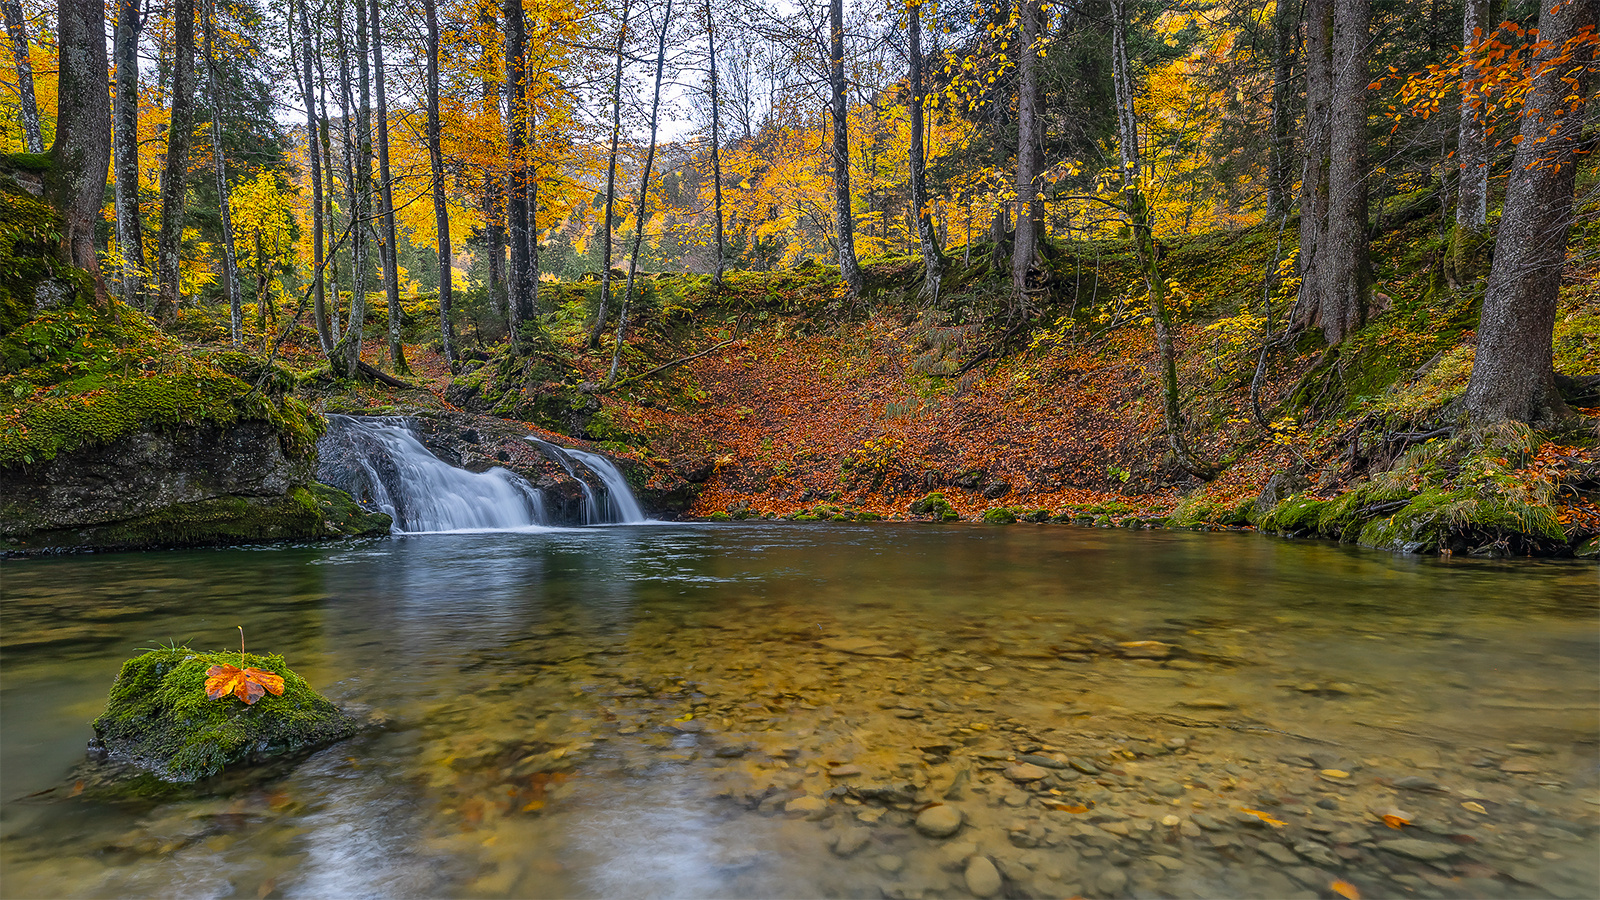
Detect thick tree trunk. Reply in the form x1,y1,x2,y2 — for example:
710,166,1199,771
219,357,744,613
47,0,112,298
424,0,455,368
1265,0,1296,218
155,0,198,323
2,0,42,153
1010,0,1042,307
298,0,333,355
371,0,407,373
112,0,144,299
1297,0,1330,333
204,0,242,346
829,0,864,297
1465,0,1596,426
505,0,532,331
589,0,633,347
606,0,673,387
908,0,943,303
706,0,726,289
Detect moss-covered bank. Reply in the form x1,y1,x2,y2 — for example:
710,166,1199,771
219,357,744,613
91,648,359,783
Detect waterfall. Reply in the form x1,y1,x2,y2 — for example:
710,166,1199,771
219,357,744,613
319,416,548,533
526,439,648,524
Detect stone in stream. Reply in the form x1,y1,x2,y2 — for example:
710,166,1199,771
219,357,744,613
914,804,963,838
1004,762,1049,783
1095,866,1129,895
1393,775,1444,791
830,827,871,858
785,795,829,819
964,855,1003,898
818,637,902,657
1378,838,1464,862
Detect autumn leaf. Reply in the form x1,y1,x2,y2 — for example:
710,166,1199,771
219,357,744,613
1331,879,1362,899
205,664,286,705
1240,808,1288,827
1381,813,1410,829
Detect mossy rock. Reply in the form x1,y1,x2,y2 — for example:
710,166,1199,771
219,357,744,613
705,511,731,521
91,648,359,783
982,507,1018,524
909,492,958,521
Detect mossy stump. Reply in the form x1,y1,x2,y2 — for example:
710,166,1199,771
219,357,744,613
91,648,358,782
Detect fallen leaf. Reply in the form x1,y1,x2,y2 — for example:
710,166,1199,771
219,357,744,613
69,780,84,798
1461,801,1487,814
1240,808,1287,827
1330,879,1362,899
205,664,286,705
1048,803,1091,814
1382,813,1410,829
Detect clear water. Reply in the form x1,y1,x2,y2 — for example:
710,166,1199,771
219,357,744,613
2,525,1596,899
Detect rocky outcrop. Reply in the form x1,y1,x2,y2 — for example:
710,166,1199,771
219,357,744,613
1,421,388,554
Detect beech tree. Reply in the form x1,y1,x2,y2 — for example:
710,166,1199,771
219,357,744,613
371,0,407,373
155,0,199,323
506,0,532,330
828,0,864,297
1010,0,1042,307
49,0,111,294
204,0,243,346
425,0,456,368
589,0,634,347
2,0,42,154
907,0,943,303
112,0,144,298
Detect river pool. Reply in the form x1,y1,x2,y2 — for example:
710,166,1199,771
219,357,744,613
1,524,1596,898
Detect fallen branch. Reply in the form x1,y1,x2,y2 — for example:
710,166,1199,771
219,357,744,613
356,358,415,390
600,337,739,392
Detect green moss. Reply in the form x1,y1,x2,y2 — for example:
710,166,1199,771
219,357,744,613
0,182,86,336
982,507,1018,524
706,511,731,521
1260,495,1329,535
92,648,358,782
908,492,959,521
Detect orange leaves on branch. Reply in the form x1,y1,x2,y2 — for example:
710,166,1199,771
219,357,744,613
206,665,286,705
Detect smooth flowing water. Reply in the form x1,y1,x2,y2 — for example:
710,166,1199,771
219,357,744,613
1,526,1596,900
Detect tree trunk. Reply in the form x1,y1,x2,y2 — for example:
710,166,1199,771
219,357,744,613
528,160,540,314
1112,0,1210,480
2,0,42,153
317,41,341,345
1297,0,1330,336
606,0,673,387
1265,0,1296,219
1464,0,1596,426
298,0,333,355
1010,0,1041,307
424,0,455,368
1448,0,1495,282
204,0,242,346
829,0,864,297
47,0,112,299
908,0,943,303
155,0,198,323
371,0,408,373
333,0,373,376
505,0,532,332
589,0,633,347
112,0,144,300
705,0,726,289
480,6,505,323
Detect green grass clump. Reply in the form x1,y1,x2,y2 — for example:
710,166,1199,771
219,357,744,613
92,647,358,782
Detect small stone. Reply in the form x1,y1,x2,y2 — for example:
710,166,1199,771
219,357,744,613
1094,866,1128,895
1393,775,1442,791
964,856,1003,898
1318,769,1350,779
1160,815,1181,827
1178,699,1235,710
1499,758,1541,774
1258,842,1298,865
831,827,871,858
785,796,828,818
1004,763,1050,783
875,854,905,874
1149,855,1185,871
1069,758,1101,775
1378,838,1463,862
856,807,886,824
914,804,963,838
1097,821,1130,837
938,841,978,871
1018,754,1069,769
1116,641,1172,659
829,764,864,777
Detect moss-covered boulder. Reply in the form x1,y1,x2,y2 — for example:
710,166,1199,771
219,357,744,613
909,492,959,521
91,648,359,783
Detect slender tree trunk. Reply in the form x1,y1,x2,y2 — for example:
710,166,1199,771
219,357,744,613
204,0,242,346
333,0,373,375
2,0,42,153
371,0,407,372
528,155,540,313
1010,0,1042,307
829,0,864,297
155,0,197,323
112,0,144,299
1449,0,1494,282
606,0,673,386
589,0,633,348
1297,0,1330,334
1465,0,1596,426
47,0,111,299
705,0,726,289
505,0,531,332
298,0,332,354
425,0,455,368
480,6,505,321
1265,0,1296,219
908,0,943,303
317,44,341,345
1112,0,1210,480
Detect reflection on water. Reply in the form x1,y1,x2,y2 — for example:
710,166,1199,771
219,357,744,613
2,525,1596,899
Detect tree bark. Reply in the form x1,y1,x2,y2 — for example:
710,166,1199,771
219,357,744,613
1265,0,1296,219
333,0,373,376
829,0,864,297
589,0,634,347
1010,0,1042,308
1464,0,1596,426
706,0,726,289
204,0,242,346
47,0,112,299
2,0,42,153
908,0,943,303
424,0,455,368
112,0,144,299
1448,0,1496,283
155,0,198,323
479,6,505,322
371,0,408,373
505,0,532,331
606,0,673,387
298,0,333,355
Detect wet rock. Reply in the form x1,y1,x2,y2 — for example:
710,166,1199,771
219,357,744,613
875,854,905,874
1005,763,1049,783
914,804,963,838
819,637,901,658
964,856,1003,898
1499,758,1541,774
937,841,978,871
832,827,872,858
1095,866,1128,895
830,764,864,777
1017,754,1069,770
1393,775,1444,791
1116,641,1172,660
1258,842,1298,865
785,795,829,819
1378,838,1463,862
1177,699,1236,710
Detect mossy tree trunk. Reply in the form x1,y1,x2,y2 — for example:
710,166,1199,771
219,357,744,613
112,0,145,300
424,0,456,368
2,0,43,154
371,0,408,374
155,0,197,323
506,0,532,332
48,0,112,301
829,0,864,298
296,0,334,356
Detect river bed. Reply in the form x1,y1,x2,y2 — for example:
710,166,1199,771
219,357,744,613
2,525,1596,898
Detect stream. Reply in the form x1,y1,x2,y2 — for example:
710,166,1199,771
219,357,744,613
1,525,1596,899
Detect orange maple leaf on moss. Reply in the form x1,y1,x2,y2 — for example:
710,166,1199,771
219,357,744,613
205,664,285,705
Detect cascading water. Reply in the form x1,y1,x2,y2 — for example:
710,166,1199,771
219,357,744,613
526,438,648,524
320,415,548,532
